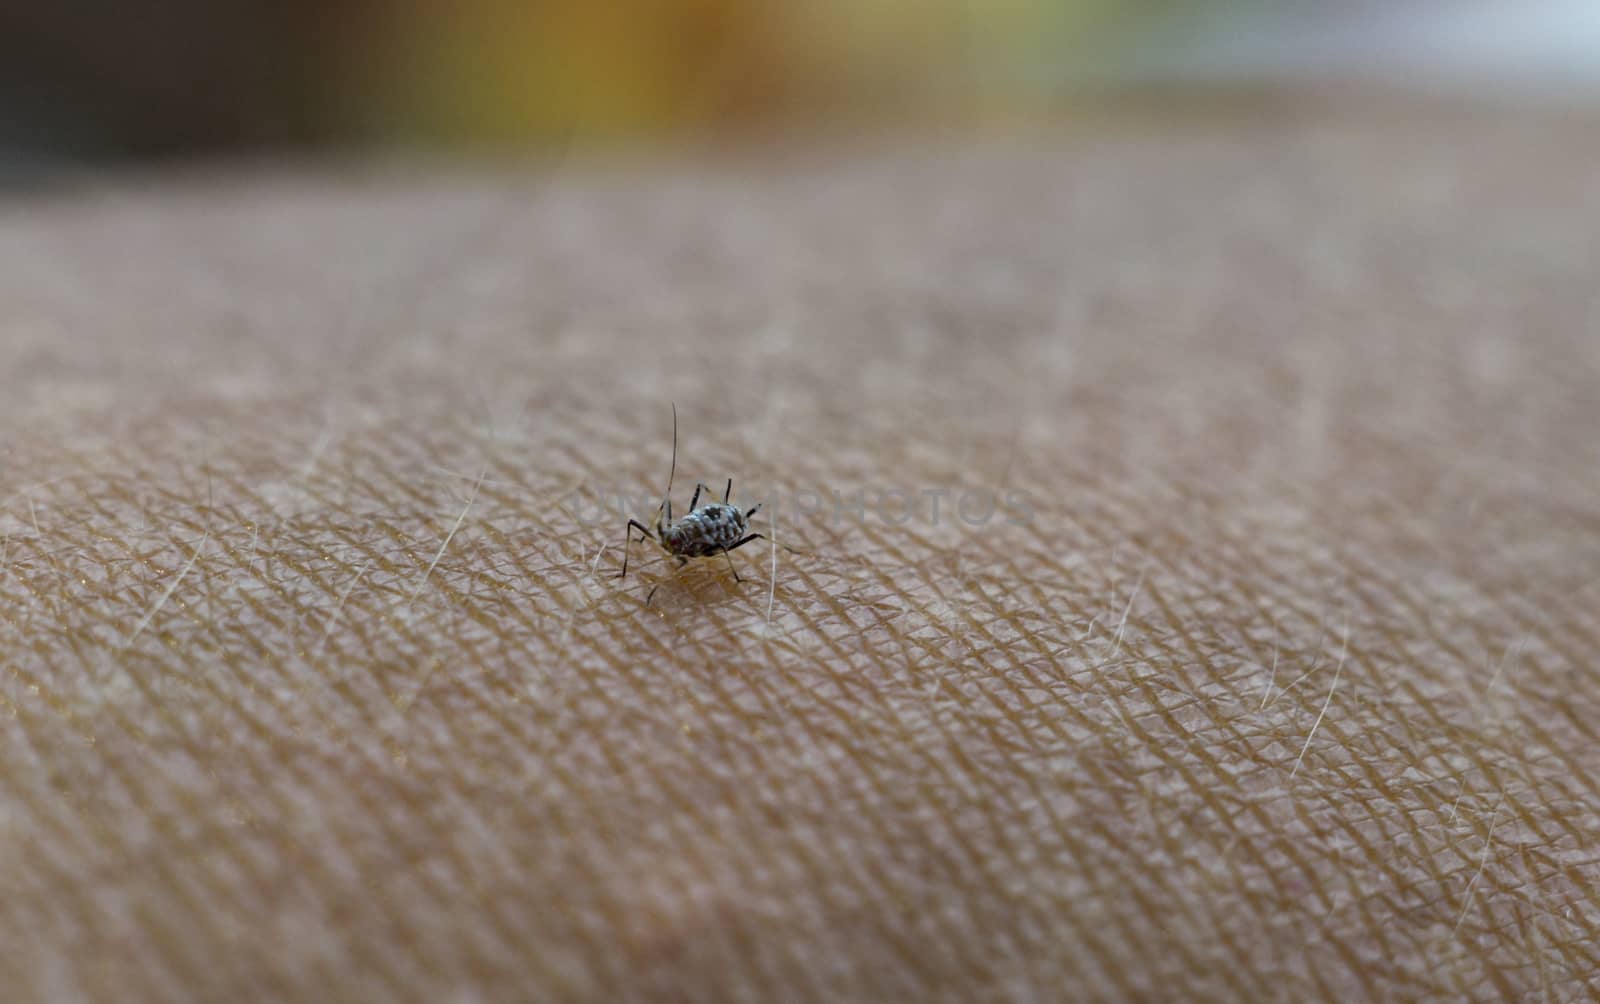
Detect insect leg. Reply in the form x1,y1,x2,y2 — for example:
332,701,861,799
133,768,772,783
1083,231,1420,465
723,478,732,503
732,494,803,556
616,518,657,580
727,530,803,557
719,531,772,582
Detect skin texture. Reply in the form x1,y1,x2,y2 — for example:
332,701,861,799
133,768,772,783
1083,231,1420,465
2,100,1598,1001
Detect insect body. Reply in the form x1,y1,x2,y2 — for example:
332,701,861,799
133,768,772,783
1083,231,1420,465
616,406,765,601
660,490,753,558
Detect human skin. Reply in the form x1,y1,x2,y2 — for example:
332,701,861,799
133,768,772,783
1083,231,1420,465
1,101,1598,1001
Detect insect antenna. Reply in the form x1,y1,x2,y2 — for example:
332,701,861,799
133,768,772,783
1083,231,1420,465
658,402,678,522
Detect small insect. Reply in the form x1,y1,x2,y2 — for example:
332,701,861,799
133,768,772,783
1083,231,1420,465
616,404,767,602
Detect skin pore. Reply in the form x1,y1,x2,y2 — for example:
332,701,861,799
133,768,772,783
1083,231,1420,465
2,101,1598,1001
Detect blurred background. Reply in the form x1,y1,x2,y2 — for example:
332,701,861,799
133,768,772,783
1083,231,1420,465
2,0,1599,181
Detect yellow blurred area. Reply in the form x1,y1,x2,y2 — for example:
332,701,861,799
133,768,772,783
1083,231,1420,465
346,0,1138,145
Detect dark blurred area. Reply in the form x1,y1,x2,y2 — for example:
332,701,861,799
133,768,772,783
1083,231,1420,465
3,1,1599,183
0,1,374,169
2,0,963,176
